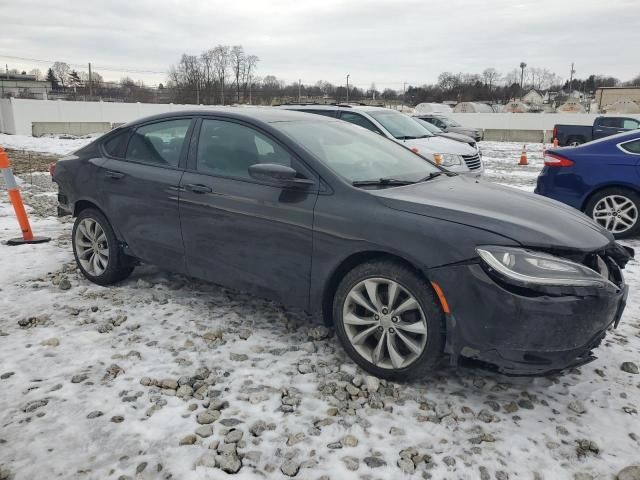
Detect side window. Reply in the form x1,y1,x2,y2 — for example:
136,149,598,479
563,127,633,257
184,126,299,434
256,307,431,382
125,119,191,167
196,119,293,179
599,118,622,128
431,118,445,128
339,112,381,133
623,119,640,130
103,129,130,158
620,140,640,154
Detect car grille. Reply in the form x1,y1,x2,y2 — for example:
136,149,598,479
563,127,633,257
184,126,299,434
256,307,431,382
462,153,482,170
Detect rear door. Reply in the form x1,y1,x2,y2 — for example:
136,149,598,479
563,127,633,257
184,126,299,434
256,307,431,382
100,117,194,272
179,117,319,308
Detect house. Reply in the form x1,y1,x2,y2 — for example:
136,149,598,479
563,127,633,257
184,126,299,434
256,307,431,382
522,89,544,106
0,73,52,100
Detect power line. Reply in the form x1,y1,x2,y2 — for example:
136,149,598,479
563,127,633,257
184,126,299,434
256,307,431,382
0,54,166,75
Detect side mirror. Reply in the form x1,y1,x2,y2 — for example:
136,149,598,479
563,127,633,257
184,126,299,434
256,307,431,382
248,163,314,187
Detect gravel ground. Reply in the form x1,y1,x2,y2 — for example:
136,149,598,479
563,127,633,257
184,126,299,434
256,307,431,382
0,139,639,480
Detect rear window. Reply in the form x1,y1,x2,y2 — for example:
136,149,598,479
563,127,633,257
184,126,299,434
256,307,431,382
620,139,640,154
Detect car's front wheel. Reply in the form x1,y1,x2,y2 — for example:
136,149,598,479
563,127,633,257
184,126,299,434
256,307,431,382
72,208,134,285
332,260,445,380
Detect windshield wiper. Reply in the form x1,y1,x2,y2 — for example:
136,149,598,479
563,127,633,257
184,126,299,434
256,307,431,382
396,135,418,140
352,178,415,187
416,172,444,182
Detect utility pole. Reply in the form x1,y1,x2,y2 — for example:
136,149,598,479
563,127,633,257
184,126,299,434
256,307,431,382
402,81,407,109
346,74,350,103
88,62,93,99
298,79,301,102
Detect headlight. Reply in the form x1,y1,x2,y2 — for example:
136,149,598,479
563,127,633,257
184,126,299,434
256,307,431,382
476,246,617,290
438,153,463,167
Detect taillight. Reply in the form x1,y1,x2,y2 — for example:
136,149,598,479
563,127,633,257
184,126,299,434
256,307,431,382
49,162,56,176
544,152,574,167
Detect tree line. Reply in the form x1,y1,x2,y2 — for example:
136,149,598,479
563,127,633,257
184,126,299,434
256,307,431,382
9,56,640,106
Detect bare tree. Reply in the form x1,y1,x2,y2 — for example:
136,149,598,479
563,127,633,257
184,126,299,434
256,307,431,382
28,68,42,80
241,55,259,103
482,68,500,91
230,45,245,103
212,45,230,104
200,49,216,104
52,61,71,90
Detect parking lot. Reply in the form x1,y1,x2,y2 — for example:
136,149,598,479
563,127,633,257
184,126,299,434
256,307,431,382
1,136,639,480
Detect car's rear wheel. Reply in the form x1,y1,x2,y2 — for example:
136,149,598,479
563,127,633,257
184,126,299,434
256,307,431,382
567,136,585,147
332,260,445,380
72,208,134,285
585,188,640,239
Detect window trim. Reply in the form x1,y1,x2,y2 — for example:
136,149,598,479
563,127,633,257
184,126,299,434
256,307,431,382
119,117,196,170
616,138,640,156
187,115,320,190
100,128,132,160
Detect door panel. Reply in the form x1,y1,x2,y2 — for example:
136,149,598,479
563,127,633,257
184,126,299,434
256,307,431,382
99,159,186,272
179,118,318,308
97,118,194,272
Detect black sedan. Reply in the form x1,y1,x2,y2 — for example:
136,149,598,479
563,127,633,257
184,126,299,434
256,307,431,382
52,108,632,378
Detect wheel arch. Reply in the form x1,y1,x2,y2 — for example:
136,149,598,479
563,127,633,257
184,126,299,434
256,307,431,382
321,250,431,326
580,183,640,211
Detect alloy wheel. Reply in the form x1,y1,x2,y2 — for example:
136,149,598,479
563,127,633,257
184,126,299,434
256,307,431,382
342,277,428,370
592,195,638,234
75,218,109,276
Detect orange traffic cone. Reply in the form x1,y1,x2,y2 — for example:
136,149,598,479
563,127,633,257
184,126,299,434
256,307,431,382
553,138,559,148
0,146,51,245
519,145,528,166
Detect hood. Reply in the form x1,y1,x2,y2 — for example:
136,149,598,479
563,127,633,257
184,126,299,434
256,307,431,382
450,126,481,136
398,136,477,155
438,132,476,145
372,176,614,252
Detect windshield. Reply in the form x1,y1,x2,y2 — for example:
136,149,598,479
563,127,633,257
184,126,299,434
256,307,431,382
368,111,433,139
277,120,441,183
439,116,461,127
414,118,443,133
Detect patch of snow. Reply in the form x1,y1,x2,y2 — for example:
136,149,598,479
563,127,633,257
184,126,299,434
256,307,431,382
0,141,638,480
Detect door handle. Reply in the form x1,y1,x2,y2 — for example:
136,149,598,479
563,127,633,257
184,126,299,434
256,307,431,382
105,170,124,180
185,183,213,194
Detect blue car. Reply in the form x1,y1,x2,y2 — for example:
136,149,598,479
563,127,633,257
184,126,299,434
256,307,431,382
535,130,640,239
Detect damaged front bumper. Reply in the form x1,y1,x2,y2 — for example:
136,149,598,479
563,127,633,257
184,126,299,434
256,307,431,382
430,245,631,375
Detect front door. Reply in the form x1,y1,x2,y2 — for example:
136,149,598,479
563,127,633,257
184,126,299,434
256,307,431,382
99,117,193,272
179,117,319,308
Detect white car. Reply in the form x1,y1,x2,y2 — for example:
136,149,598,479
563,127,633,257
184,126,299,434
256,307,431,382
278,104,483,177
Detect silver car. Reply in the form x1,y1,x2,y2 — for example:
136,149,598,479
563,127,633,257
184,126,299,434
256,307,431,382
279,104,483,177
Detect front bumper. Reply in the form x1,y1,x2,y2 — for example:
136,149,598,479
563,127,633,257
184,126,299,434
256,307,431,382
430,259,628,375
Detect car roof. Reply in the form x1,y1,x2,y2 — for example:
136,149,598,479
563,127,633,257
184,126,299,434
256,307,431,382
120,106,330,128
276,104,395,114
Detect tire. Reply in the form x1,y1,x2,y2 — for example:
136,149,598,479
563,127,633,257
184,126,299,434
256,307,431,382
584,188,640,239
566,136,585,147
72,208,134,285
332,260,445,380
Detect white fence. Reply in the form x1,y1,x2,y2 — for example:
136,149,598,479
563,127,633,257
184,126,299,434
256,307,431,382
0,98,218,136
1,98,640,137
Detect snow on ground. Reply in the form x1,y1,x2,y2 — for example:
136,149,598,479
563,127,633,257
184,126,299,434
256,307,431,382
0,133,102,156
0,137,639,480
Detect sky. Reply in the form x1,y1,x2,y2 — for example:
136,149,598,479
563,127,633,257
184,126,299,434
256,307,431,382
1,0,638,90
